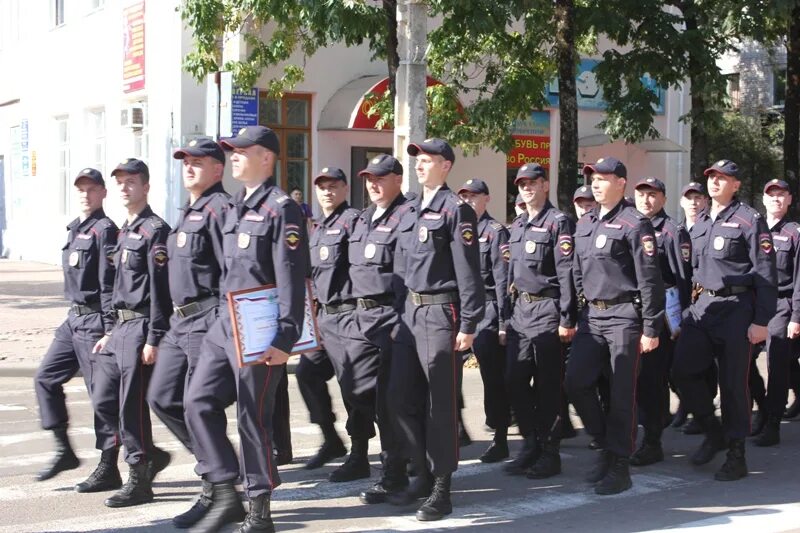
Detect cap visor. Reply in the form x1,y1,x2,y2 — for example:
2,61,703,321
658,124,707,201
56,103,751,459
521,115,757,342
406,143,423,156
220,137,255,151
582,164,598,176
173,148,204,160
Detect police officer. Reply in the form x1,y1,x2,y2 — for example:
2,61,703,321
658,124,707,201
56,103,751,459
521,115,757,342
184,125,309,533
96,158,173,507
573,185,597,218
34,168,121,492
566,156,664,495
141,139,229,527
307,166,375,482
456,178,511,464
504,164,576,479
388,139,484,521
630,177,692,466
672,159,777,481
344,154,414,505
749,179,800,447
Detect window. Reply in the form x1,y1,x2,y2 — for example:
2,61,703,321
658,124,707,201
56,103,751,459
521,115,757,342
774,69,787,107
87,0,105,11
258,93,312,196
55,116,70,214
132,101,149,161
87,108,106,175
1,0,21,50
726,73,740,109
53,0,65,27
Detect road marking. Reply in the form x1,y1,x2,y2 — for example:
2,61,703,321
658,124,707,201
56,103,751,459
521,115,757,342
0,404,25,411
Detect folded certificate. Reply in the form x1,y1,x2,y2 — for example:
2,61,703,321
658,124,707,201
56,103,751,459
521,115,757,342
664,286,683,338
227,280,321,367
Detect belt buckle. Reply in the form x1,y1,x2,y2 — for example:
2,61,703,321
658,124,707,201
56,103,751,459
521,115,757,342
411,292,422,306
357,298,366,309
184,302,199,316
595,300,608,311
522,293,531,303
174,306,186,318
707,289,717,297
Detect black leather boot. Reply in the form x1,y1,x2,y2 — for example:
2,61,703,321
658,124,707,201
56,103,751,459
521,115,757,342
37,427,80,481
690,415,726,466
714,438,748,481
784,388,800,418
585,449,612,483
629,429,664,467
479,438,509,463
503,434,541,475
387,469,434,506
671,403,688,428
595,454,632,495
147,446,172,482
360,456,408,504
189,481,246,533
173,479,214,529
682,417,704,435
304,428,347,470
75,447,122,493
236,494,275,533
753,416,780,447
750,410,767,437
415,474,452,521
526,441,561,479
104,463,153,507
329,438,371,482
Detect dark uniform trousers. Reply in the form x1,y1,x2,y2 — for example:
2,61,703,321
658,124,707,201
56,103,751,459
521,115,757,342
96,317,154,465
506,298,563,440
672,293,753,439
295,350,337,428
636,328,674,437
473,300,509,431
147,307,218,452
390,300,462,476
184,316,284,497
35,311,119,451
273,367,292,458
760,297,794,417
566,306,643,457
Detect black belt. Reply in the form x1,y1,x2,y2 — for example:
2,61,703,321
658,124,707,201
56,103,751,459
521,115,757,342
71,302,102,316
174,295,218,319
779,290,794,299
589,293,637,311
408,290,459,306
321,300,357,314
703,286,749,297
356,294,395,310
117,308,149,323
519,288,559,303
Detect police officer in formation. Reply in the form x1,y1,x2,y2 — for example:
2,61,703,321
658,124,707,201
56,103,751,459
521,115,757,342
34,168,121,492
673,159,777,482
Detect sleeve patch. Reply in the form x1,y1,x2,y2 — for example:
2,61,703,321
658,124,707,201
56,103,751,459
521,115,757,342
558,235,574,256
500,243,511,263
642,235,656,257
680,242,691,262
285,224,301,250
760,233,773,254
460,222,475,246
105,246,116,267
152,244,168,266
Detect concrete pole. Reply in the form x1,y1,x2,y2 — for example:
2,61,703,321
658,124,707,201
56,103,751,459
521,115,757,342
394,0,427,194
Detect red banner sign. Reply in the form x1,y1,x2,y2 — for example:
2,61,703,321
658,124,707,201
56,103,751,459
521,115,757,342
506,135,551,169
123,1,145,93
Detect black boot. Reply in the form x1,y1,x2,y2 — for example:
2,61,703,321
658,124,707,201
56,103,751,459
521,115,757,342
714,438,748,481
173,479,213,529
560,411,578,439
503,434,541,475
670,404,688,428
188,481,246,533
753,416,780,447
595,454,632,495
329,438,371,482
690,415,726,466
304,426,347,470
388,469,434,506
480,432,509,464
104,463,153,507
629,429,664,467
360,456,409,504
750,410,767,437
526,441,561,479
585,449,612,483
682,417,704,435
236,494,275,533
75,447,122,493
785,389,800,418
147,446,172,482
37,427,80,481
415,474,452,521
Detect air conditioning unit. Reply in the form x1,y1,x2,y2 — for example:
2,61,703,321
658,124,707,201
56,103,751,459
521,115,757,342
121,105,144,129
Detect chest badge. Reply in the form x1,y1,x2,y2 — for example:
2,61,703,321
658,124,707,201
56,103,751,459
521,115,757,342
176,231,187,248
238,232,251,249
364,243,377,259
418,226,429,243
319,245,329,261
713,236,725,251
122,249,129,263
595,234,608,249
525,240,536,254
68,251,80,267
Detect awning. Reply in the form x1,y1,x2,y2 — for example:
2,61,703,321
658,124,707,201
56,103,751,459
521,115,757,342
578,133,686,153
318,75,458,131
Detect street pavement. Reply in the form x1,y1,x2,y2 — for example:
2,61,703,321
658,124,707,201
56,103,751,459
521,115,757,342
2,259,800,532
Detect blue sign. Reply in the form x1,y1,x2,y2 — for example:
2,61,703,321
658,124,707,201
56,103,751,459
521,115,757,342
546,59,665,115
231,88,259,131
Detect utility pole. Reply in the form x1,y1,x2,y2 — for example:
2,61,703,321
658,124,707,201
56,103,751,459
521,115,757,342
393,0,427,194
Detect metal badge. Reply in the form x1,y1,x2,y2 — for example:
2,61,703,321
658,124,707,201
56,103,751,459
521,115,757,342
418,226,429,243
364,243,377,259
525,240,536,254
68,251,79,267
238,232,251,249
176,231,187,248
595,234,608,249
713,236,725,251
319,245,329,261
122,249,129,263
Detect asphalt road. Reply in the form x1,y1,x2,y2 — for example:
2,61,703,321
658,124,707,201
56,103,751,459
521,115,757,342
2,369,800,533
